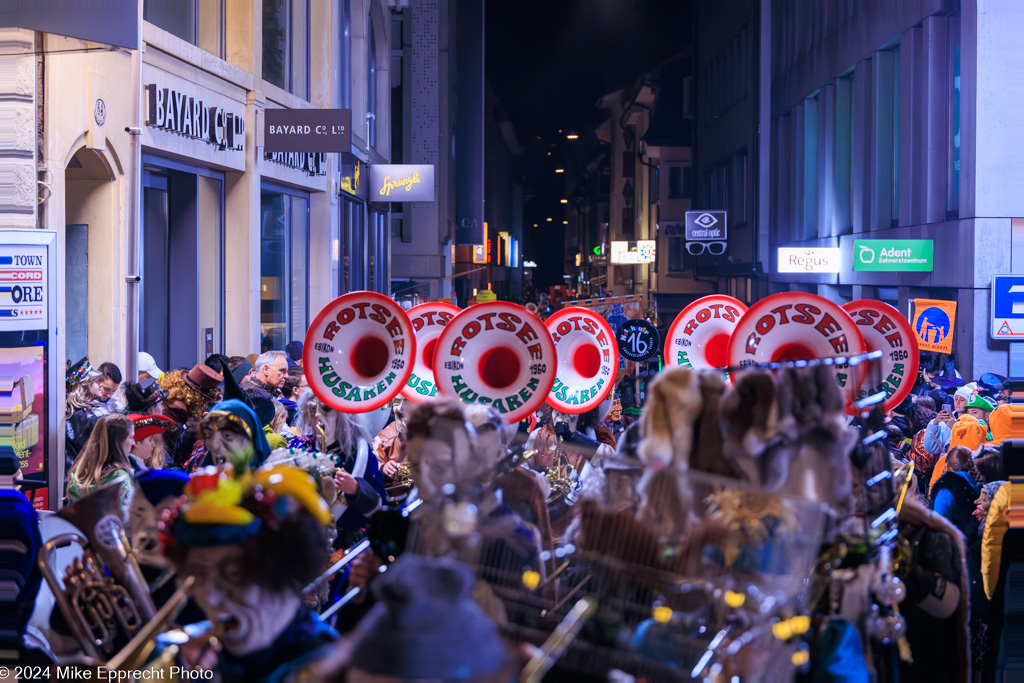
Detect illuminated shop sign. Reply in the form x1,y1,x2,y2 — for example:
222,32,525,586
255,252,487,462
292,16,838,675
145,84,244,151
369,164,436,202
610,240,656,264
776,247,841,273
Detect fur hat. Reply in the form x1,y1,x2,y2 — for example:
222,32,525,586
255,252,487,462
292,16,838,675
638,367,702,469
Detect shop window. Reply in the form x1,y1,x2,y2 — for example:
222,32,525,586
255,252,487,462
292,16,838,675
197,176,224,359
732,149,747,225
367,20,378,148
141,159,225,369
835,74,854,232
144,0,225,58
667,164,692,200
260,187,309,351
947,14,961,218
802,95,818,240
338,0,352,109
263,0,310,100
341,197,364,293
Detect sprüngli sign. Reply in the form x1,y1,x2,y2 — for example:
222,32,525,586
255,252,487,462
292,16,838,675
369,165,435,202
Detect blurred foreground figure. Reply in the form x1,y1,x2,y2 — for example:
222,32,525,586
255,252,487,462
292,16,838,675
157,465,336,681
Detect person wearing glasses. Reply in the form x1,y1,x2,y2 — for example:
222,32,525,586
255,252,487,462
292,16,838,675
241,350,289,399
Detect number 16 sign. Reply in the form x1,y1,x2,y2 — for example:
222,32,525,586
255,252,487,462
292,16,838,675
615,319,661,362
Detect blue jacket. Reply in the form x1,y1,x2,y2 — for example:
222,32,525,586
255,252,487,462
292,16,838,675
924,420,951,455
932,470,981,527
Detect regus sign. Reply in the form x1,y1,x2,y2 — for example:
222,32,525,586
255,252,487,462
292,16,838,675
777,247,841,273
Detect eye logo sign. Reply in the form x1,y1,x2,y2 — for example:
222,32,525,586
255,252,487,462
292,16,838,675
858,244,875,264
694,213,718,229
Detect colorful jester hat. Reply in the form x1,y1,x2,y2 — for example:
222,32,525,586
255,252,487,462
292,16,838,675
160,464,331,550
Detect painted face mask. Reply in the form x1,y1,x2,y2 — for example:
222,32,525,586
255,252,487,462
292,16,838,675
183,544,300,656
201,412,255,471
608,398,623,422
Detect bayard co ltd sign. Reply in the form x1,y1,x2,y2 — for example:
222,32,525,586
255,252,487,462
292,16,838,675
369,164,435,202
145,84,245,151
265,109,351,152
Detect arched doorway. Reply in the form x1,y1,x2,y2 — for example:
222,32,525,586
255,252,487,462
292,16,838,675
64,147,118,365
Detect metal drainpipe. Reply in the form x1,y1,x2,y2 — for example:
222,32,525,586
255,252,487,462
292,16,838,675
124,0,143,380
638,147,658,319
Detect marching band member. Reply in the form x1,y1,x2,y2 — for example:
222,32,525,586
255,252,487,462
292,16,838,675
158,465,337,681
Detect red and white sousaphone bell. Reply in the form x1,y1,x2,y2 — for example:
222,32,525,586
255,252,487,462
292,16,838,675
544,307,618,414
727,291,867,404
842,299,920,415
433,301,557,423
664,294,747,371
303,291,417,412
401,301,461,403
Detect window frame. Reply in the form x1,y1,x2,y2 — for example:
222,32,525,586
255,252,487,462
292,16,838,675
262,0,311,100
144,0,226,59
260,181,311,346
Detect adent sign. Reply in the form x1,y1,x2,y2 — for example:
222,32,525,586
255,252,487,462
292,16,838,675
853,240,933,272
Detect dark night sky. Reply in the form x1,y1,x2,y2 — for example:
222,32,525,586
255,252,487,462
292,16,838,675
486,0,693,292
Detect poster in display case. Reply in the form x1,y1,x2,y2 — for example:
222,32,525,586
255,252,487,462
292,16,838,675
0,231,57,509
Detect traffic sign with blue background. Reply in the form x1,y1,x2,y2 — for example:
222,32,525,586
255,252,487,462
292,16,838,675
991,274,1024,339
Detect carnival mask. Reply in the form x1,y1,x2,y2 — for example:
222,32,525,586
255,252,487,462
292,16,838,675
129,492,179,569
608,398,623,422
201,412,255,470
605,469,641,513
551,409,579,432
182,544,300,656
407,424,478,503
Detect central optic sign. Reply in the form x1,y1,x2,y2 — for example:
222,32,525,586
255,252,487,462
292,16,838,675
684,211,727,240
610,241,656,264
777,247,841,273
369,164,436,202
433,302,556,422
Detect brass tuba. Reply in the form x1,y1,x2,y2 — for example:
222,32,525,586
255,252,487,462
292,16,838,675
38,483,157,662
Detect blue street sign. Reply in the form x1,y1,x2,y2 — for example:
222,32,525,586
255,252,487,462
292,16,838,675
991,274,1024,339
